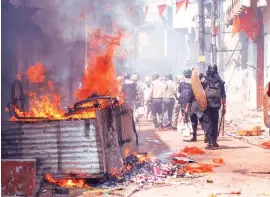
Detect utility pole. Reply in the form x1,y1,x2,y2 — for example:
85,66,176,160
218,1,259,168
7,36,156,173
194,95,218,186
211,0,217,64
198,0,205,73
84,12,88,71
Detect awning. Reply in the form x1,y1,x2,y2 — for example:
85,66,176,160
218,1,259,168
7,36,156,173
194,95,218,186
224,0,251,25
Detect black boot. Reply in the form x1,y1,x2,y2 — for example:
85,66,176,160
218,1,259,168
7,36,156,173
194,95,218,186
190,124,197,142
190,136,197,142
204,134,208,143
213,141,219,147
205,142,214,150
205,134,214,150
213,136,219,147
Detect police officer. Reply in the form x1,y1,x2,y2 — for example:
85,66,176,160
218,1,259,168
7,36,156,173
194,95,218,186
201,64,226,149
186,73,205,142
172,75,184,130
150,73,166,130
178,69,193,125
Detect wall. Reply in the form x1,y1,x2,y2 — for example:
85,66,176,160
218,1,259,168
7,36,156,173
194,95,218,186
263,0,270,87
220,1,258,121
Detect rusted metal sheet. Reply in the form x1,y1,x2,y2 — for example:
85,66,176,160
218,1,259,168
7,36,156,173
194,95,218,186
118,104,138,156
1,159,36,197
1,119,105,181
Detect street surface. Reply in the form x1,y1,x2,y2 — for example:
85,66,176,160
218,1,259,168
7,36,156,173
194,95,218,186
129,120,270,197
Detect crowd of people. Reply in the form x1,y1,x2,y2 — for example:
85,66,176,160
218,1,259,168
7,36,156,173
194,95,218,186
117,64,226,150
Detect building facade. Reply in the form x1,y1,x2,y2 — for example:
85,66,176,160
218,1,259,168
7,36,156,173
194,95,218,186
220,0,269,113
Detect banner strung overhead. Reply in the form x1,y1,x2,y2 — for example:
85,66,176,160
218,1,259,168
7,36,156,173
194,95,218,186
176,1,185,14
158,4,167,16
232,8,259,41
175,0,189,14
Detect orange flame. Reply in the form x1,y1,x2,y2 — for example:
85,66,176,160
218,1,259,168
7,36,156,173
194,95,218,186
9,30,127,121
124,148,130,158
26,62,46,83
76,30,123,101
45,173,92,189
134,152,149,164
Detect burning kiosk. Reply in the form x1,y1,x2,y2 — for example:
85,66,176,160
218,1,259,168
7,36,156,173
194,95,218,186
1,80,138,194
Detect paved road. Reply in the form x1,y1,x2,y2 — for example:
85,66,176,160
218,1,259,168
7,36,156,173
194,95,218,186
130,121,270,197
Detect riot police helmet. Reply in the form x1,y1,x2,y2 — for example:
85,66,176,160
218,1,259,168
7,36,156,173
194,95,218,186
123,72,130,79
183,69,192,78
207,64,218,74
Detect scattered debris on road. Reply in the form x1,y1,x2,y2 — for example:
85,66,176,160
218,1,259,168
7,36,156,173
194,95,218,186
261,141,270,149
182,146,206,155
213,158,225,164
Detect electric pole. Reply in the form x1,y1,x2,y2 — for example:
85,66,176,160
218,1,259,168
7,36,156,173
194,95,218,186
198,0,205,73
211,0,217,64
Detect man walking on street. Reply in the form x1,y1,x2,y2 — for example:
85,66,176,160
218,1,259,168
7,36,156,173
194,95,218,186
163,74,176,124
172,75,184,130
201,65,226,149
185,73,205,142
150,73,166,130
178,69,193,126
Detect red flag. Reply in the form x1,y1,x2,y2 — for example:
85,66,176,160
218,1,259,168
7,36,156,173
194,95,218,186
145,5,148,17
176,1,185,14
158,4,167,16
239,8,259,41
185,0,189,9
232,16,241,37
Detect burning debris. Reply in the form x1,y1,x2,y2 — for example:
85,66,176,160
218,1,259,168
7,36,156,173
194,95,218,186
44,150,224,190
6,30,125,121
45,174,93,189
261,141,270,149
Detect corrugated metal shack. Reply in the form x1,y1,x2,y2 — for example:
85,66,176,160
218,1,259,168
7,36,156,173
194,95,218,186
1,105,137,195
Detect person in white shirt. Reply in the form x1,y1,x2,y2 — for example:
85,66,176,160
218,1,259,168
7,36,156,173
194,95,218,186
143,80,152,121
150,73,166,130
163,74,176,123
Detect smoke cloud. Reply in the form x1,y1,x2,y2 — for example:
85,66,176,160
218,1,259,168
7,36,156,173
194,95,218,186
9,0,144,105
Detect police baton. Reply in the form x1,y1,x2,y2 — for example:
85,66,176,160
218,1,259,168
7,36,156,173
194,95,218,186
218,113,225,136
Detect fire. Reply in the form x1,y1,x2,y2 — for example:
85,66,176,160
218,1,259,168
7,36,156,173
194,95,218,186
134,152,149,164
26,62,46,83
76,30,123,101
124,148,130,158
45,173,92,189
9,30,126,121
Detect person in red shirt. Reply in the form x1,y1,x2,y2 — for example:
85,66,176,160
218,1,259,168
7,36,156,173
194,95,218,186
267,82,270,97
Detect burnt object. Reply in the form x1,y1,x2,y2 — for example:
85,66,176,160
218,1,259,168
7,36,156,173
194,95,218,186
11,79,25,111
65,94,119,117
2,105,138,194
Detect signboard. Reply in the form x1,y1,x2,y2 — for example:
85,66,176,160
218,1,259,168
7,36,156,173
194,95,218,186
197,56,206,62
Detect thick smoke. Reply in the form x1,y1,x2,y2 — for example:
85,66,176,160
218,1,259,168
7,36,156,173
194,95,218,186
10,0,144,106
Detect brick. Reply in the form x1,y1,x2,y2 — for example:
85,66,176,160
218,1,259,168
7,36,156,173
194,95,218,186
1,159,36,197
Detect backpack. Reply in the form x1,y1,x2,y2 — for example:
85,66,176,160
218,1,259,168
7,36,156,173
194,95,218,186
204,80,222,107
178,82,192,105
